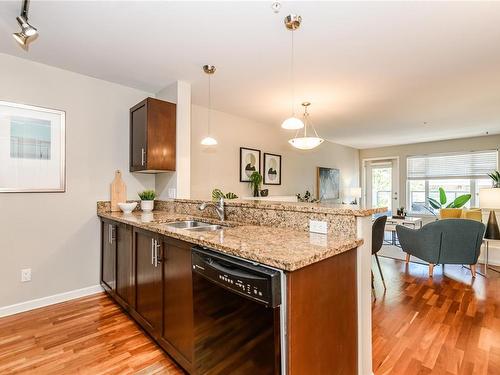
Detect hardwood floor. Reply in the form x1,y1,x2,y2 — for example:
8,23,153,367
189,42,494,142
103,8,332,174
0,259,498,374
0,294,183,374
372,257,500,375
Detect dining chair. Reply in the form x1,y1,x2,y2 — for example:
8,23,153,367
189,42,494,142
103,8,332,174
372,215,388,291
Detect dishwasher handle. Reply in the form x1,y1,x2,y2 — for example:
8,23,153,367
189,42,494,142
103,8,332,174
203,256,267,281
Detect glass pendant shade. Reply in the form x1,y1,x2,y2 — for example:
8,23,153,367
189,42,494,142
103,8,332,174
201,136,218,146
288,137,324,150
281,116,304,130
288,102,324,150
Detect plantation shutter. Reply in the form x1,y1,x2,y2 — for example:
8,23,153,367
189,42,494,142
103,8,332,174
407,150,498,180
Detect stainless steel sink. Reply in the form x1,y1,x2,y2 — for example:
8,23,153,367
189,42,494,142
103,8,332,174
164,220,212,229
164,221,224,231
187,225,224,232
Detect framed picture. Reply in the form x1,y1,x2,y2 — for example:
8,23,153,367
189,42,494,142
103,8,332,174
240,147,261,182
317,167,340,202
263,153,281,185
0,101,66,192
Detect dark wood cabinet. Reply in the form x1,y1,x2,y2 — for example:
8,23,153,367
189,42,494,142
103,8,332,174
160,237,194,370
101,220,116,292
134,229,163,335
100,220,196,373
129,97,176,173
115,222,134,308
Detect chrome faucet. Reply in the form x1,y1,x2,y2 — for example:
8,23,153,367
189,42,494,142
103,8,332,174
199,197,225,221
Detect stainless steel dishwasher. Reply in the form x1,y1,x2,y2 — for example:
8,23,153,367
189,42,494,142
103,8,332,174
191,246,285,375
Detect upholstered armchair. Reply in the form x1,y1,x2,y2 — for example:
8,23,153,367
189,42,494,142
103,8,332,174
396,219,485,277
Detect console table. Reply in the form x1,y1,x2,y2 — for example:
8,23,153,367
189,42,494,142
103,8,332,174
384,217,423,246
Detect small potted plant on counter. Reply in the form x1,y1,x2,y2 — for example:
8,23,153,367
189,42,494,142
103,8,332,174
249,171,263,197
138,190,156,212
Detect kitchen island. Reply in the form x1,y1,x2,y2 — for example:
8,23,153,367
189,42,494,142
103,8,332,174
97,199,384,374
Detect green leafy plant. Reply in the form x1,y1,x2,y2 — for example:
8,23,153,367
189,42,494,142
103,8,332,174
138,190,156,201
212,188,238,201
249,171,263,197
428,187,471,210
488,170,500,188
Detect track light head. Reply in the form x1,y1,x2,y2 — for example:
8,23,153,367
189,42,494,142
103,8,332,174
16,15,37,36
12,1,38,48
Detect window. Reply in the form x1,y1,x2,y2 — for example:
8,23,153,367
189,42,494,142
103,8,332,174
407,151,497,214
371,166,392,209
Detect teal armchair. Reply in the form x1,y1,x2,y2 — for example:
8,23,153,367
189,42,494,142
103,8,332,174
396,219,485,277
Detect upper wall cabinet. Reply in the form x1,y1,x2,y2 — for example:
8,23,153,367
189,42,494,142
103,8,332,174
130,97,176,173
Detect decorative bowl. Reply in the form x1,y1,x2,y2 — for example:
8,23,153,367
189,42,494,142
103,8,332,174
118,202,137,214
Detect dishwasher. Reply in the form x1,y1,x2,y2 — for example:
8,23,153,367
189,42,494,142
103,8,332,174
191,246,286,375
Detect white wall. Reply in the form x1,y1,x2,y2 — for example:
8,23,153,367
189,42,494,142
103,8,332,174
191,104,360,200
0,54,154,307
155,81,191,199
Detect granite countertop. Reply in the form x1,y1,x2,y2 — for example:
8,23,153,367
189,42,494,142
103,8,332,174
98,210,363,272
175,198,386,217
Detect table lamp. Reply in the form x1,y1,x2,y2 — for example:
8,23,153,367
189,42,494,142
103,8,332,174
350,187,362,205
479,188,500,239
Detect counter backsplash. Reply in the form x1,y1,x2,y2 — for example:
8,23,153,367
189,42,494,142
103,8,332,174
97,199,385,238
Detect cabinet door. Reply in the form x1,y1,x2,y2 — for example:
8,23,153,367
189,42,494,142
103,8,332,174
116,223,134,307
162,238,194,363
130,100,147,171
135,230,162,333
147,98,176,171
101,221,116,291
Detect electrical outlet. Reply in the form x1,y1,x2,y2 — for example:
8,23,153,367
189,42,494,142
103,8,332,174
309,219,328,234
168,188,176,199
21,268,31,282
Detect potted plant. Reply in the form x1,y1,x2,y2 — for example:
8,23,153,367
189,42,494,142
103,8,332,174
249,171,263,197
428,187,471,218
211,188,238,201
488,170,500,188
138,190,156,212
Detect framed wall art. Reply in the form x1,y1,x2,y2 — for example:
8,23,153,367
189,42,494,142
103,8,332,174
240,147,260,182
0,101,66,192
316,167,340,202
263,152,281,185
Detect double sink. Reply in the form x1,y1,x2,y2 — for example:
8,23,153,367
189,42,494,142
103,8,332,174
163,220,224,232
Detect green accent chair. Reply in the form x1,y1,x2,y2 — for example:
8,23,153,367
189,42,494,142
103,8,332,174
396,219,485,277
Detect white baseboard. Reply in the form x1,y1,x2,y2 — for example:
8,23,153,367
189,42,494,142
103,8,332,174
0,285,104,318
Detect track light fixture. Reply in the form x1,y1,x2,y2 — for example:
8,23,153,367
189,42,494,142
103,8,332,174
12,0,38,49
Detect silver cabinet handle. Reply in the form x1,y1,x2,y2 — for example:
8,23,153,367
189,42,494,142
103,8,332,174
108,224,114,244
141,148,146,166
151,238,154,265
154,240,161,267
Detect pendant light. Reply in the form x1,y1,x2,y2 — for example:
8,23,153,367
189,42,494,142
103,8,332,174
201,65,218,146
289,102,324,150
281,14,304,130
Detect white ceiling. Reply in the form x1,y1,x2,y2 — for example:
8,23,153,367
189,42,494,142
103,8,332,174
1,1,500,149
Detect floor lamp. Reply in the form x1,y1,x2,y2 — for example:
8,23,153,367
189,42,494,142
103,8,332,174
479,188,500,274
